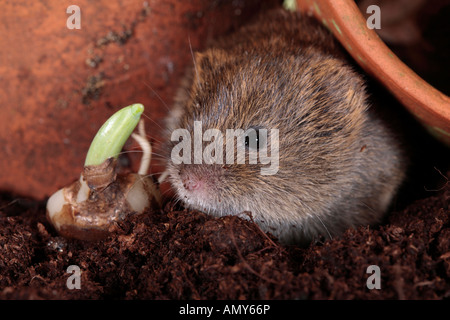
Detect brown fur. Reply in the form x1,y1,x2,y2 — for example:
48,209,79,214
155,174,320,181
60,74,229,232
164,9,406,244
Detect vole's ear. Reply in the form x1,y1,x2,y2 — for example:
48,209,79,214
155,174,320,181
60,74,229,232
192,49,228,83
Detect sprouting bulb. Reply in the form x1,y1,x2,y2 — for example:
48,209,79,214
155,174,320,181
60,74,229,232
46,104,161,241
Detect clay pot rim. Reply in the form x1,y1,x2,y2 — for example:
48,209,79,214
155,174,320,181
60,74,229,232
296,0,450,146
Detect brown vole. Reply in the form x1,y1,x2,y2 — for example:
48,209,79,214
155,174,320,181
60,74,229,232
164,8,406,245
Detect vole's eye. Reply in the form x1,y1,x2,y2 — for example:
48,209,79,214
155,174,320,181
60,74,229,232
245,134,257,150
245,127,265,151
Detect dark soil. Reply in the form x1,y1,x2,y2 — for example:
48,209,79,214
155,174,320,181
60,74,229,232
0,146,449,299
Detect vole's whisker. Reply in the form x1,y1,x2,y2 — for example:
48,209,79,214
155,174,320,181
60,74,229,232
360,201,377,215
158,170,170,184
188,35,201,89
142,81,171,112
159,189,176,201
0,199,19,210
140,111,166,132
314,214,333,241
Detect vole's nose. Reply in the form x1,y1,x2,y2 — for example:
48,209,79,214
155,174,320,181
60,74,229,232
178,164,224,192
182,176,202,191
179,165,204,192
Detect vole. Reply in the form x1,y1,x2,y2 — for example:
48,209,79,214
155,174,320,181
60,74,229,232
164,8,407,245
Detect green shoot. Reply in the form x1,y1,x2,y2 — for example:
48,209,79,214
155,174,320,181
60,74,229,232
84,103,144,166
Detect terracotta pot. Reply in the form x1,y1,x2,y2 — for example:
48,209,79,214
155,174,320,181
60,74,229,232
0,0,278,199
296,0,450,146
